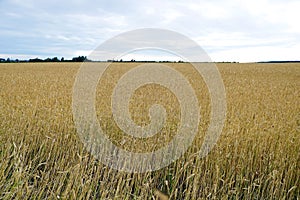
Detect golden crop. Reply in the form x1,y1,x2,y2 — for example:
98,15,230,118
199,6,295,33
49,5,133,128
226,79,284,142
0,62,299,199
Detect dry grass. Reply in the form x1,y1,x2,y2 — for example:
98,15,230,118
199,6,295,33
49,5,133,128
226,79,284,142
0,62,299,199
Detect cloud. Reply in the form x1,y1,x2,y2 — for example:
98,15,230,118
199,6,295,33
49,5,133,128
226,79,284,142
0,0,299,61
210,44,300,62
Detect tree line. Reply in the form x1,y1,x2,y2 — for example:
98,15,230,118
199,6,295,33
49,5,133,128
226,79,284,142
0,57,186,63
0,56,89,63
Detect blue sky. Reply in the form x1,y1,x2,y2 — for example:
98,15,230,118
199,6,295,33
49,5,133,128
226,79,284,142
1,0,299,62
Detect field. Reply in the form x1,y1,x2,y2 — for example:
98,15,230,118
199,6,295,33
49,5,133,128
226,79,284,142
0,62,299,199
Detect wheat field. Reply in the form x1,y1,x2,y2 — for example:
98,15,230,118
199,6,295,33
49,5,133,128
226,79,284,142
0,62,299,199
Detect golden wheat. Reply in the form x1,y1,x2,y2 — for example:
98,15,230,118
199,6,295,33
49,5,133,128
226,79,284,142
0,62,299,199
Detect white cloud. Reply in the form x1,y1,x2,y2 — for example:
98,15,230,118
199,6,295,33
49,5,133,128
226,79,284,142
210,44,300,62
181,1,232,20
0,0,299,61
161,9,184,24
0,54,41,60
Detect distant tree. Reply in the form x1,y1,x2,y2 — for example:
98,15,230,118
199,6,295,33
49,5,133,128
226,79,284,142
72,56,87,62
6,58,10,63
51,57,59,62
29,58,43,62
61,57,64,62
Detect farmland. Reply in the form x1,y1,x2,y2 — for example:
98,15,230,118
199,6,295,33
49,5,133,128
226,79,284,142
0,62,299,199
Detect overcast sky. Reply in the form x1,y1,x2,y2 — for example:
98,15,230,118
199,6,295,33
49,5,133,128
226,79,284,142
1,0,299,62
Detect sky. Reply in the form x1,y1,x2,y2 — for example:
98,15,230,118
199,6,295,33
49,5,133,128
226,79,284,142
1,0,300,62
